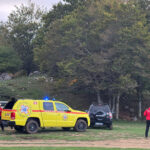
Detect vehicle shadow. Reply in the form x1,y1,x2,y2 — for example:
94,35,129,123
88,126,112,130
38,128,75,133
1,127,75,135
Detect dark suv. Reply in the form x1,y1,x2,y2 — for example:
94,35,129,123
88,104,113,129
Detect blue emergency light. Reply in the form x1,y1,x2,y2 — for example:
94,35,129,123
43,96,50,100
52,98,55,101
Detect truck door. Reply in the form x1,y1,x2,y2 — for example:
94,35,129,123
55,102,75,127
41,101,57,127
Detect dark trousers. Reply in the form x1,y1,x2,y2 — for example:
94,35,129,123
0,117,4,131
145,120,150,137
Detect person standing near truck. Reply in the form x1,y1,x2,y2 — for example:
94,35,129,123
144,107,150,138
0,104,4,131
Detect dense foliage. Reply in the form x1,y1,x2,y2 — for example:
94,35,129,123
4,3,44,74
1,0,150,118
0,46,22,72
33,0,150,118
0,25,22,73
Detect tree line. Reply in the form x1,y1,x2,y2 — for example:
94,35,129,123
0,0,150,119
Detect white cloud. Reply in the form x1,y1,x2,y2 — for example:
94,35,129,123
31,0,62,8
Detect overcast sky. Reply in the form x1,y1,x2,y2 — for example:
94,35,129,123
0,0,62,22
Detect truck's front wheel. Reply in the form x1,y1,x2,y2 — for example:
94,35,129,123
25,120,39,134
74,119,87,132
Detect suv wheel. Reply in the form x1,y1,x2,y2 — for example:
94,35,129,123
74,119,87,132
25,120,39,134
108,124,113,130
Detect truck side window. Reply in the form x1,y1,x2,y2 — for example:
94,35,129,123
43,102,54,111
55,103,69,111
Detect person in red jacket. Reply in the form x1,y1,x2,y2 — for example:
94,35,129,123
144,107,150,138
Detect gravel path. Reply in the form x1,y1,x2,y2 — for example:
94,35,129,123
0,138,149,148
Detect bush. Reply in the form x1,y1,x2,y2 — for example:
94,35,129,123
0,87,16,101
0,46,22,73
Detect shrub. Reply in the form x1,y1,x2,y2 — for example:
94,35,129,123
0,46,22,73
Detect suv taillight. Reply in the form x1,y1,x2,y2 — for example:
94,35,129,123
106,112,112,119
11,112,15,120
109,112,112,119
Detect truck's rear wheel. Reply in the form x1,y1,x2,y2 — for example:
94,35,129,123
74,119,87,132
25,120,39,134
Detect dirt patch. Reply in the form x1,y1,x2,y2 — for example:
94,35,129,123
0,138,149,148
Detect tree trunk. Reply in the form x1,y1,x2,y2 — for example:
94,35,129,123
138,100,142,118
137,91,142,118
108,90,112,109
96,90,103,104
109,98,111,109
136,77,142,119
116,93,120,120
112,96,116,113
136,86,142,119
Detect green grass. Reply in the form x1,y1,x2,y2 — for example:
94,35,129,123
0,147,147,150
0,76,48,100
0,121,146,141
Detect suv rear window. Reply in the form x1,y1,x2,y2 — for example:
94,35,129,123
89,104,111,114
4,99,17,109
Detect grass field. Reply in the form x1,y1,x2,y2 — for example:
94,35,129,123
0,76,48,100
0,121,145,141
0,77,147,149
0,120,147,149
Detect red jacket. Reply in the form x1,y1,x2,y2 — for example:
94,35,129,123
144,108,150,120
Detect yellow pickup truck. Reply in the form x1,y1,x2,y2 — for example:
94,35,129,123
1,98,90,134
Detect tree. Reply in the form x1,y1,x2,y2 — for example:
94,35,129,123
0,24,22,73
34,0,86,55
43,0,86,28
34,0,122,103
0,23,9,46
0,46,22,73
112,1,150,118
34,0,150,119
5,2,44,74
